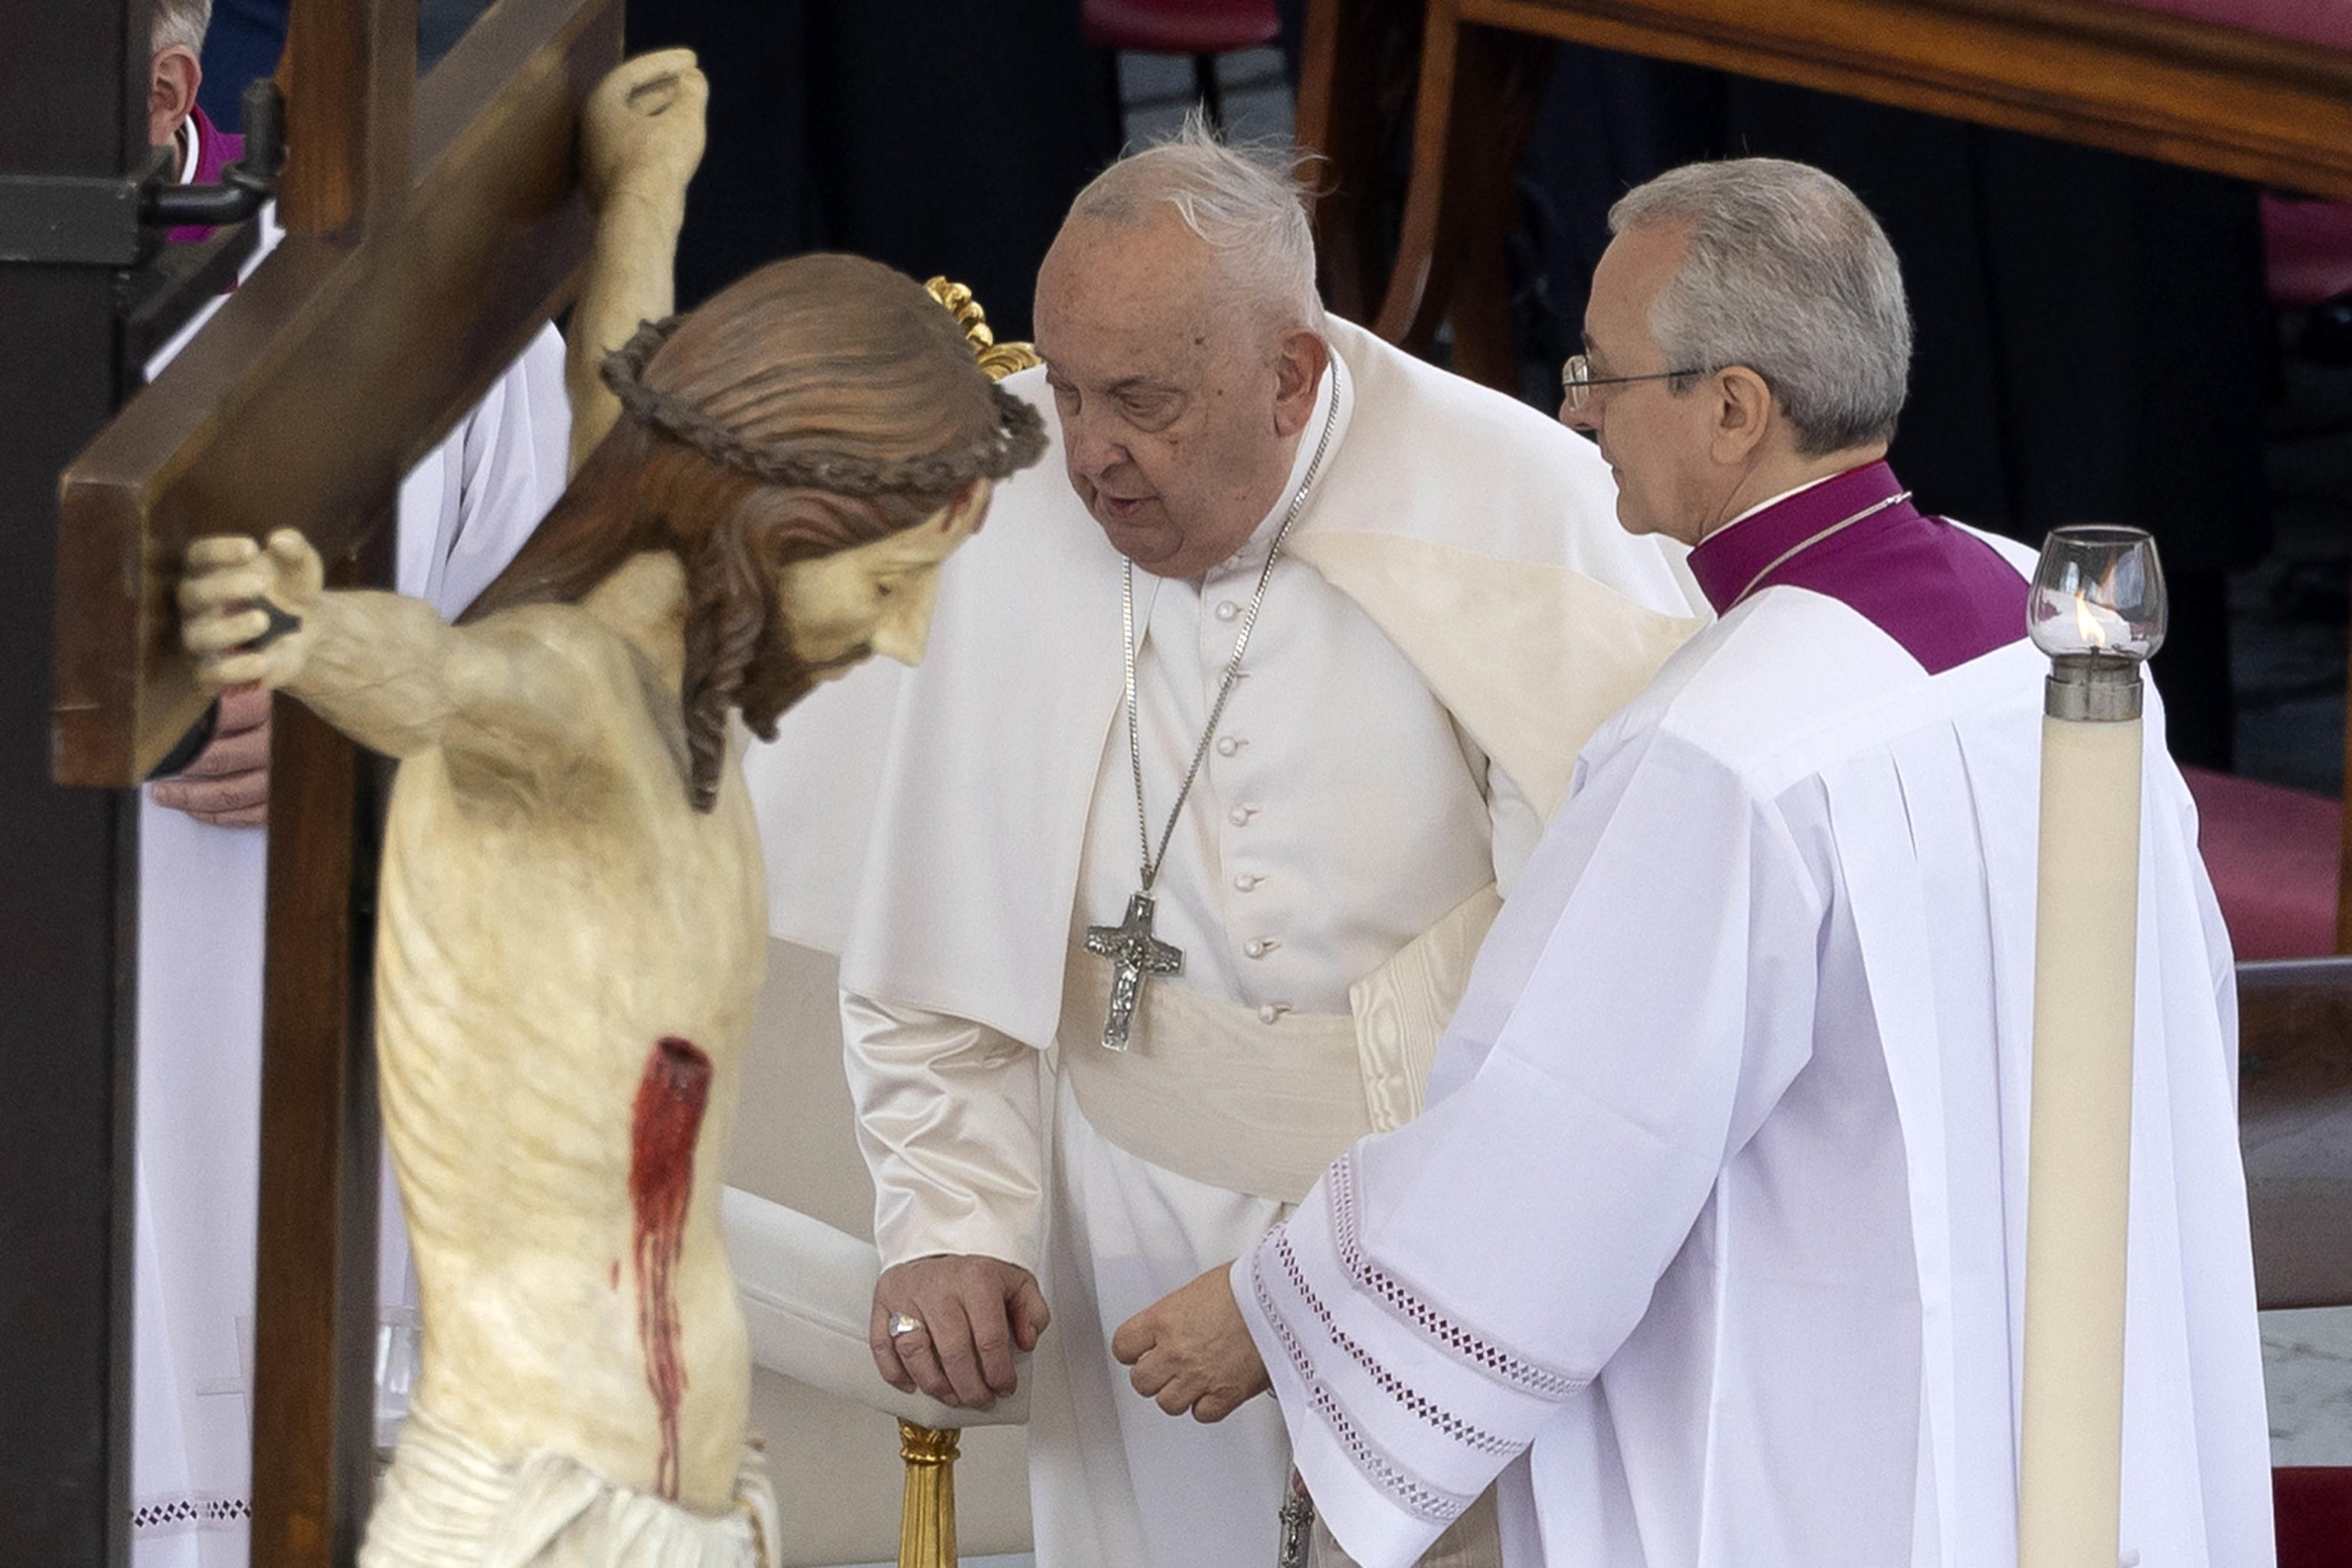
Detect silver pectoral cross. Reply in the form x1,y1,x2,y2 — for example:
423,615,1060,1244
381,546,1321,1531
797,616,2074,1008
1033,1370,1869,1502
1276,1489,1315,1567
1083,890,1182,1052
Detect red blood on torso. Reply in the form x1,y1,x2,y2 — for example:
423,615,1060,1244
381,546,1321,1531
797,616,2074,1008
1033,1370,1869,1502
629,1035,712,1500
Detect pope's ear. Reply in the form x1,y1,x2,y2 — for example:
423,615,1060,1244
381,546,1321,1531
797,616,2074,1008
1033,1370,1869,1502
1271,328,1330,436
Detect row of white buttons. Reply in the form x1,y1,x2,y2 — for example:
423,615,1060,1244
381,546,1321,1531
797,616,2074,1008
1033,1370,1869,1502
1208,609,1280,1004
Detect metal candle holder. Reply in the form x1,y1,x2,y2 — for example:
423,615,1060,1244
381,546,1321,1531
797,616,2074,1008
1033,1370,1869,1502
2017,523,2167,1568
2029,523,2167,717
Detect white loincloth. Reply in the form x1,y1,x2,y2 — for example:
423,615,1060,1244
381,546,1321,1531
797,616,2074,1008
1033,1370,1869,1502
361,1401,779,1568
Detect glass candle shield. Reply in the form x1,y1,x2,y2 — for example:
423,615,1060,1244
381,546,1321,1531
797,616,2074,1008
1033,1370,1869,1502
2029,525,2167,661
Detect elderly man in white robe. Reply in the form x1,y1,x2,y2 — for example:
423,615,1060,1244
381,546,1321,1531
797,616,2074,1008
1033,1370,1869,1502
818,119,1701,1566
1113,158,2275,1568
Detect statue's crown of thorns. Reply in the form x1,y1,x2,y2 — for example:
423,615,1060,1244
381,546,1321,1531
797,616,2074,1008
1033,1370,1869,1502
601,315,1047,498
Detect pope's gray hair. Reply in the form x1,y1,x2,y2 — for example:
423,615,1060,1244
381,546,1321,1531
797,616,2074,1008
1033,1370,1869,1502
152,0,213,56
1609,158,1912,456
1068,108,1324,330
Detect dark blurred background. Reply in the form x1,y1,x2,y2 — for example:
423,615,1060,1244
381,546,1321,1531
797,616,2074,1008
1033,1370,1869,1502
198,2,2350,800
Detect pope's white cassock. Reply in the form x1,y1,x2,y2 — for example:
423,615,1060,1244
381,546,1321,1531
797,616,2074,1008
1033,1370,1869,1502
129,199,569,1566
750,316,1705,1565
1235,461,2274,1568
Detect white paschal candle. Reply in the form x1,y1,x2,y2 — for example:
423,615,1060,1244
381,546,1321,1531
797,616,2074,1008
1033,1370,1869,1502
2017,538,2159,1568
2017,704,2140,1567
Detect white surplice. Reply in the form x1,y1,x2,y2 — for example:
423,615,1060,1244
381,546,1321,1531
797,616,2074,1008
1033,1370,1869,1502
129,210,569,1564
807,320,1705,1567
1237,559,2274,1568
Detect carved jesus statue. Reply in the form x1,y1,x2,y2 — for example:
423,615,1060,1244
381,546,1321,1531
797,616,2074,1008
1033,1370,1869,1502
177,253,1046,1563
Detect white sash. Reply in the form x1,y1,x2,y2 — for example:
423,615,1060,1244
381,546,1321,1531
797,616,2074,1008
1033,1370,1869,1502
1058,887,1503,1204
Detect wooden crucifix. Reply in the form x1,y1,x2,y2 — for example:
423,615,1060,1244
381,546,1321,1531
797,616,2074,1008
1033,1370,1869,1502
48,0,619,1560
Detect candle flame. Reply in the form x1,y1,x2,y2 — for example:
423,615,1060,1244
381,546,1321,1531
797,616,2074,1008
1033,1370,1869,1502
2073,590,2107,650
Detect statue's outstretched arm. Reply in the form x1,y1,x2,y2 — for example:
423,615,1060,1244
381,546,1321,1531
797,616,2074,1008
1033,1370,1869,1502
567,50,707,475
180,531,604,766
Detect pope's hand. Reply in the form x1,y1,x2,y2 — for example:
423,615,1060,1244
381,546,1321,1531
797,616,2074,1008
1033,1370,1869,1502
871,1254,1049,1412
580,49,707,215
1112,1262,1269,1423
179,531,322,694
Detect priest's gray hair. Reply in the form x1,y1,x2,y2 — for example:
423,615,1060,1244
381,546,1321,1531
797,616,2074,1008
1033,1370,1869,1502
1609,158,1912,456
152,0,214,56
1070,109,1324,330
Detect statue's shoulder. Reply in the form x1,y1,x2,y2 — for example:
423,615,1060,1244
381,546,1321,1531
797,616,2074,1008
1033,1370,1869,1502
443,595,667,729
465,596,637,663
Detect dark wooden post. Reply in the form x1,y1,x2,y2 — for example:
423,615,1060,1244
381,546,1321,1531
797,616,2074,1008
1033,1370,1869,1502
0,4,152,1563
282,0,417,235
247,5,416,1557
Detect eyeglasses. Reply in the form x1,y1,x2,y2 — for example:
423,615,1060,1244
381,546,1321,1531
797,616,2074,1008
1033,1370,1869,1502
1560,353,1709,412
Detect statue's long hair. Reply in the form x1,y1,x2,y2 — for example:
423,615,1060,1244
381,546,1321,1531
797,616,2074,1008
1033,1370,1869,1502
465,253,1044,810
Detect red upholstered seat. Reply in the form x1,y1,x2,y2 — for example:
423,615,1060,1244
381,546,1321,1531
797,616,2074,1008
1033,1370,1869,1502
2262,194,2352,306
2277,1467,2352,1568
1082,0,1282,56
2109,0,2352,52
2180,766,2341,961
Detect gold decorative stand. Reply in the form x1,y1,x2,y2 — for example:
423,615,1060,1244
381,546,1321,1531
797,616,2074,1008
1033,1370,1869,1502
896,1420,961,1568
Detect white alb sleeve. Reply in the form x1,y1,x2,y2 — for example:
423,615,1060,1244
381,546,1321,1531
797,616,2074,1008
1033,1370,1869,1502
1236,727,1823,1568
841,992,1047,1275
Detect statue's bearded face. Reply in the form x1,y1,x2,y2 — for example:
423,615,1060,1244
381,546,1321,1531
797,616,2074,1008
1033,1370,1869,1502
770,480,992,684
1034,210,1321,580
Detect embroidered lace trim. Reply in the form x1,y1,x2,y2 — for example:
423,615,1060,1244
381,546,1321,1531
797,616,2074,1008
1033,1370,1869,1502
1328,1152,1583,1400
1272,1232,1514,1458
1252,1255,1475,1527
131,1491,251,1536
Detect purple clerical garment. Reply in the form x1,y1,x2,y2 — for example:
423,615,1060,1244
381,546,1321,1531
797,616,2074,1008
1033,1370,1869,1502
166,103,245,246
1684,459,2027,671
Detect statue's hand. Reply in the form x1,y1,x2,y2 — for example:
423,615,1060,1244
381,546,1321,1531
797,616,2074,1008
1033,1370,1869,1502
179,529,324,694
580,49,707,215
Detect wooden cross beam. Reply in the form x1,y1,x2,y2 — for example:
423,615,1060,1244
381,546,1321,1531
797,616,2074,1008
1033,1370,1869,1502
48,2,618,1563
53,0,619,786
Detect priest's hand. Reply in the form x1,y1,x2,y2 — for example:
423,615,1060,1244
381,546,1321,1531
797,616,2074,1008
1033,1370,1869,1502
1112,1262,1269,1423
871,1254,1049,1412
181,531,323,694
153,683,272,827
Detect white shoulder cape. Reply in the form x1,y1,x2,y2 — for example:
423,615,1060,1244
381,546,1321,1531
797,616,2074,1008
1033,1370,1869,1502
748,317,1703,1050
